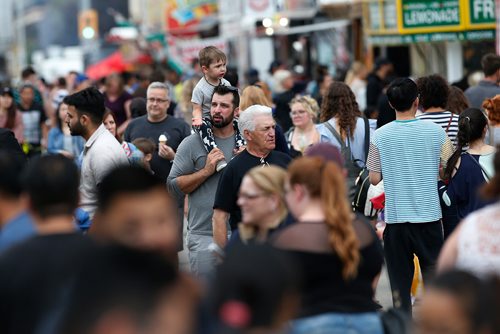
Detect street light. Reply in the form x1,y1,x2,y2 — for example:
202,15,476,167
279,17,289,27
262,18,273,28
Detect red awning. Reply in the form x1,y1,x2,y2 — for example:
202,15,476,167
86,51,152,80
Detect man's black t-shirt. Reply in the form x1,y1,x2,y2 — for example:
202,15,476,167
213,149,291,230
0,233,96,334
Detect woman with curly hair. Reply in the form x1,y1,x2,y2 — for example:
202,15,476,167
446,85,470,115
317,81,370,197
272,154,384,333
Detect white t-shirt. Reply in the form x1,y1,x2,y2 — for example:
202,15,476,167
79,124,129,218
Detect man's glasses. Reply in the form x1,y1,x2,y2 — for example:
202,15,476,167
147,97,169,104
260,157,270,167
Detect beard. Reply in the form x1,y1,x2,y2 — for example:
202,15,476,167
211,113,233,128
68,121,85,136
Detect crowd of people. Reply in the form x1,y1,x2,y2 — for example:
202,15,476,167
0,47,500,334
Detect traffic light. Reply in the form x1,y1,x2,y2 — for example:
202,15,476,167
78,9,99,40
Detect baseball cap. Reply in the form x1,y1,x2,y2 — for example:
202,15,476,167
1,87,14,97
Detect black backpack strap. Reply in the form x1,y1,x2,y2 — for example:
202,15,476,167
362,116,370,162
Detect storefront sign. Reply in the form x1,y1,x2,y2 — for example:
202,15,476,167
464,0,496,29
399,0,463,32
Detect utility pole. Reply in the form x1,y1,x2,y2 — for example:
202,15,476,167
15,0,27,74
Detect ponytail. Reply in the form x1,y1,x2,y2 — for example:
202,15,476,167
444,116,470,180
320,161,360,280
288,157,360,280
444,108,487,180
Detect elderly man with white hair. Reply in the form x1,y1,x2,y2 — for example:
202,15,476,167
212,105,292,248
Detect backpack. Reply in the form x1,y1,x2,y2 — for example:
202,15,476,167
323,117,370,204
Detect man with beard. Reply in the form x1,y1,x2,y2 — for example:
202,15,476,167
168,85,239,280
64,87,128,221
124,82,191,182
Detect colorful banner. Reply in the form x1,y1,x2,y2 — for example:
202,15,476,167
165,0,218,33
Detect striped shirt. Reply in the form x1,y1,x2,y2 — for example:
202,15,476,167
367,119,454,224
417,111,459,148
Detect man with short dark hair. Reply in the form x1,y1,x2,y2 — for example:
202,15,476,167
465,53,500,108
366,57,393,110
212,105,291,248
17,83,47,156
0,150,34,253
367,77,454,314
58,245,197,334
0,155,96,334
64,86,128,220
168,85,240,279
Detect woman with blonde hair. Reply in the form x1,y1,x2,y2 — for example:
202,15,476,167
239,85,273,112
230,165,287,245
285,95,320,157
345,61,368,112
272,155,384,333
175,75,201,125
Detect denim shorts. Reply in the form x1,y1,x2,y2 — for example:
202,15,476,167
290,312,384,334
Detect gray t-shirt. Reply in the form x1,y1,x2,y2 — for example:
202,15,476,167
191,77,231,117
464,80,500,109
167,132,236,235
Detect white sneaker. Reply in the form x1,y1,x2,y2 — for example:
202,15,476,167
216,160,227,172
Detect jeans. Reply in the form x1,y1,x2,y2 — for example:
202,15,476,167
186,232,217,281
291,312,383,334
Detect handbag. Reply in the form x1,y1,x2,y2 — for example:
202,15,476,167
381,308,411,334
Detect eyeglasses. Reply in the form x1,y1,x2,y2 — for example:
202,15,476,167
147,97,169,104
260,157,270,167
289,110,308,117
238,192,267,200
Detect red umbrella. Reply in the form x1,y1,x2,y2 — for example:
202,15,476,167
85,51,135,80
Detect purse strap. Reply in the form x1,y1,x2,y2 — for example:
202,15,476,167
445,112,453,134
465,152,491,181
